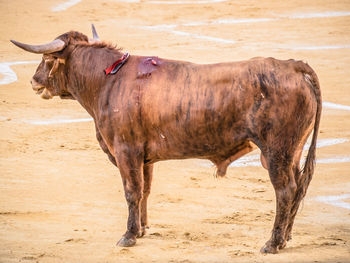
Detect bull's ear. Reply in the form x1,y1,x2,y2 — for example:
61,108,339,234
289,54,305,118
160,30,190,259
48,58,65,78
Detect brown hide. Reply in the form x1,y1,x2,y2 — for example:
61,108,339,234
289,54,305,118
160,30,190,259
12,31,321,254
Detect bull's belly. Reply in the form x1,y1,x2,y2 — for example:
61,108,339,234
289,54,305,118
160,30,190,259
144,136,251,164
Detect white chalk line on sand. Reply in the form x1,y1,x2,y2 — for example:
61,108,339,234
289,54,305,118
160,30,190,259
52,0,81,12
280,11,350,19
323,102,350,111
0,61,40,85
139,11,350,28
136,18,272,45
140,24,349,49
137,25,236,44
138,11,350,28
138,11,350,47
229,157,350,168
315,194,350,210
241,144,350,167
304,138,349,150
115,0,140,2
147,0,228,4
215,157,350,168
168,30,236,44
278,45,350,51
24,118,93,125
140,18,278,30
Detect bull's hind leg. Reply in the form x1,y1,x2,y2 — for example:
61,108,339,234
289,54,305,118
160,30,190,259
261,153,297,254
284,162,312,243
140,163,153,237
284,128,314,243
284,177,303,243
116,147,144,247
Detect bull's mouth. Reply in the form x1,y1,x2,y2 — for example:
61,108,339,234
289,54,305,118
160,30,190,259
33,86,45,95
32,86,53,99
32,85,73,100
31,79,53,99
31,79,73,100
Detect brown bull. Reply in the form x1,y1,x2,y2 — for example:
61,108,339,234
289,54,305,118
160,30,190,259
11,25,321,254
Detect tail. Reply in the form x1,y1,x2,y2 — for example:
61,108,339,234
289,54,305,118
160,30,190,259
299,63,322,195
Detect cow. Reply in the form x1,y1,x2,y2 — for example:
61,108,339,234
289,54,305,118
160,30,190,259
11,25,321,254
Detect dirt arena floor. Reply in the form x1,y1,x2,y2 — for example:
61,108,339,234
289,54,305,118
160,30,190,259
1,0,350,262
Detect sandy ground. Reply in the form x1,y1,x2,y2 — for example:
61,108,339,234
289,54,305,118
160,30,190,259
1,0,350,262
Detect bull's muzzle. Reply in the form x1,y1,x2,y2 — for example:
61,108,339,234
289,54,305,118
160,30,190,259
31,78,52,99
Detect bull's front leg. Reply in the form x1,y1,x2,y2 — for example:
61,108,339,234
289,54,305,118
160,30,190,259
115,146,144,247
140,163,153,237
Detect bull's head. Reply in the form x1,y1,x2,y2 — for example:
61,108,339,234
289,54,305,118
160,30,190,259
10,25,100,100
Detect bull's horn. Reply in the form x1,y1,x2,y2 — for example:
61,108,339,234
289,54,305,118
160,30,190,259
91,24,100,41
10,39,66,54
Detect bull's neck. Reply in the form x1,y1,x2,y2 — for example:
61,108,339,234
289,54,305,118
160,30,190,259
67,45,124,118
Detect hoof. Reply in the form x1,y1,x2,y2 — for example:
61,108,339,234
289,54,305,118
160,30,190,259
260,243,278,254
117,236,137,247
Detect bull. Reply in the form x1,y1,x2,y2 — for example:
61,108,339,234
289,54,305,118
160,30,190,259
11,25,321,253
